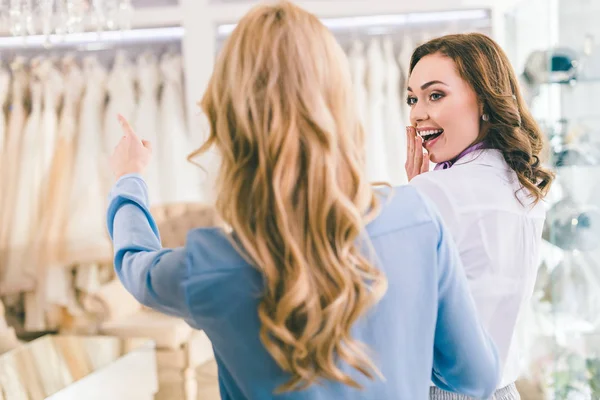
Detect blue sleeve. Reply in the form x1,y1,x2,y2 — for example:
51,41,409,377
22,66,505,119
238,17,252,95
424,196,500,398
106,173,190,320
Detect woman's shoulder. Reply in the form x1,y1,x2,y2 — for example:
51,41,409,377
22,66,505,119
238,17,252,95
184,227,253,274
368,185,444,238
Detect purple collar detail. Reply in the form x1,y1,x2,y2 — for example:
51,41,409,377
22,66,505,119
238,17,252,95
434,142,486,171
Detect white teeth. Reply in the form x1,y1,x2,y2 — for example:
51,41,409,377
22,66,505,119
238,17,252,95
418,129,443,138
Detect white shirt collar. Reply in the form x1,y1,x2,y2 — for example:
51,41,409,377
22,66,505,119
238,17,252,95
453,148,509,170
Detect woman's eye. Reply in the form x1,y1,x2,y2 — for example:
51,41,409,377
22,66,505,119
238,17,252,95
406,96,417,106
430,92,444,101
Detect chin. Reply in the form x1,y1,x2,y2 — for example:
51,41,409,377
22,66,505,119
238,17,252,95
429,153,442,164
429,149,455,164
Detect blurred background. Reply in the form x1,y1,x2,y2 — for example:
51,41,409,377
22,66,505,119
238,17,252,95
0,0,598,399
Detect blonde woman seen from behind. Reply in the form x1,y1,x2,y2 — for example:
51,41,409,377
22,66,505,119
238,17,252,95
106,2,499,399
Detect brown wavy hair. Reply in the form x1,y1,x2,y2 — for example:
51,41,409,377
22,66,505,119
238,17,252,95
189,0,387,393
410,33,554,204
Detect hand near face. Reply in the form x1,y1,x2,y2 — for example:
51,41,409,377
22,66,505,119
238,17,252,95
110,114,152,179
405,126,430,181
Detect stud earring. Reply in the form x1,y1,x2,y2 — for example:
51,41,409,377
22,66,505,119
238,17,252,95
482,114,489,122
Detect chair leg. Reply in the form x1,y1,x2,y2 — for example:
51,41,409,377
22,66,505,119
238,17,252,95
184,367,198,400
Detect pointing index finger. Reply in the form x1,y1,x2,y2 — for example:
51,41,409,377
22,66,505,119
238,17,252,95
118,114,139,141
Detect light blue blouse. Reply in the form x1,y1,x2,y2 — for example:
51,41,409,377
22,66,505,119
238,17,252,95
106,174,499,400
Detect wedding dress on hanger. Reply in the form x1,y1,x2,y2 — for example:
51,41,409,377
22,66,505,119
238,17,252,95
104,50,136,174
398,34,413,84
348,40,369,128
24,59,64,332
383,37,408,185
40,59,64,185
0,63,9,163
0,63,11,248
37,56,85,328
366,38,390,183
4,57,48,294
0,59,28,292
398,35,414,124
134,52,161,205
41,55,83,265
158,52,203,204
65,56,112,269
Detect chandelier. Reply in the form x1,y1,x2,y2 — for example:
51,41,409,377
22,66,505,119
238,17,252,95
2,0,134,39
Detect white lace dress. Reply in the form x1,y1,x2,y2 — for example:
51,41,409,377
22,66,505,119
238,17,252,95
383,37,408,185
40,60,64,185
366,38,390,183
134,52,161,205
0,65,11,242
104,51,137,165
65,57,112,266
348,40,369,128
24,60,65,331
158,52,203,204
0,62,28,295
398,36,414,125
0,65,9,163
41,57,85,308
4,59,49,290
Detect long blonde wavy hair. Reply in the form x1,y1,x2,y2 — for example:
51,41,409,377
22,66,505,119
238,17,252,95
189,0,387,393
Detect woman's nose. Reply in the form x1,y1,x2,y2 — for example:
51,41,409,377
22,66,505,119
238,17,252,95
410,101,428,125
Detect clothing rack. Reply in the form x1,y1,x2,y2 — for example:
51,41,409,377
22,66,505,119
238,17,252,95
0,27,184,69
216,8,492,38
0,26,184,50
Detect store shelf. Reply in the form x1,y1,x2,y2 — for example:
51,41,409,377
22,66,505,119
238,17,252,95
215,7,492,38
0,5,183,40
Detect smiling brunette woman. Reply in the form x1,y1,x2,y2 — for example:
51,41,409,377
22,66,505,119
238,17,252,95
405,33,555,400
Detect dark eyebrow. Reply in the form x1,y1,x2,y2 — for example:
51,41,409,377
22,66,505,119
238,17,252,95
407,80,449,92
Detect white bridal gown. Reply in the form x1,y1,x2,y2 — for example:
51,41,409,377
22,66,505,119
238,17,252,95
134,52,162,205
348,40,369,128
0,60,28,297
383,37,408,185
398,35,414,124
104,51,137,178
0,63,11,243
4,58,50,292
366,38,390,183
65,56,112,267
41,56,85,314
40,59,64,186
0,64,9,165
42,56,84,261
158,52,203,204
24,59,65,331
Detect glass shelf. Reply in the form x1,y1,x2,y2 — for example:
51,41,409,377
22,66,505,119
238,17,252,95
539,76,600,86
506,1,600,398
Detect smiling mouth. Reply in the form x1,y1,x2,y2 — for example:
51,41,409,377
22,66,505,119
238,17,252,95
418,129,444,142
